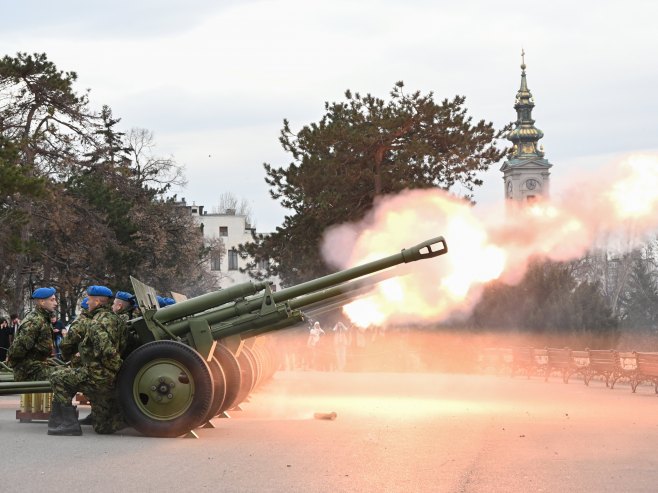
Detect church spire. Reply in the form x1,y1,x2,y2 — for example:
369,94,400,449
500,50,553,203
507,50,545,159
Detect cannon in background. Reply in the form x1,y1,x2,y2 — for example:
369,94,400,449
0,236,448,437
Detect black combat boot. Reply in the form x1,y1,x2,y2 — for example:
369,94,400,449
48,404,82,436
47,401,64,433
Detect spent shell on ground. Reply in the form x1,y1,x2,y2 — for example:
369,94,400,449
314,412,337,420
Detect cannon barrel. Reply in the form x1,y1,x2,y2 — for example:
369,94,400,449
153,281,270,324
163,236,447,338
0,380,52,395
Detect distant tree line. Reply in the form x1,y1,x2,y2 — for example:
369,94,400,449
468,242,658,347
0,52,218,320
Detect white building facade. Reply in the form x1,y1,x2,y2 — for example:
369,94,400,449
183,201,280,290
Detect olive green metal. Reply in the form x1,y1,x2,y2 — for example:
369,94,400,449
153,281,269,324
132,358,198,421
0,380,52,395
164,236,447,338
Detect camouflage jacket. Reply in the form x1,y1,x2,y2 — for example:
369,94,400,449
7,306,54,368
114,308,133,358
79,305,123,376
60,310,93,363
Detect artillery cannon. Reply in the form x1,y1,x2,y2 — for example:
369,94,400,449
0,236,448,437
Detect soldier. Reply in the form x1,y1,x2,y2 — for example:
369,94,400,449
112,291,135,323
60,297,91,367
111,290,138,360
156,295,176,307
7,287,58,381
48,285,126,436
60,297,95,426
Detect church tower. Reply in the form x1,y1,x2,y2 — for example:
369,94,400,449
500,51,552,202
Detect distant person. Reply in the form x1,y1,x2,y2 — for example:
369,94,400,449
9,314,20,341
354,325,370,371
0,318,10,361
332,321,351,371
306,321,325,370
7,287,58,381
51,314,66,359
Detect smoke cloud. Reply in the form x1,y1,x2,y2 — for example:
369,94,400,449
321,153,658,326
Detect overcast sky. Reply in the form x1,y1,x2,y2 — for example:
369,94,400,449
2,0,657,231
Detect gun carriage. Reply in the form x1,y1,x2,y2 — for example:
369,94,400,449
0,236,448,437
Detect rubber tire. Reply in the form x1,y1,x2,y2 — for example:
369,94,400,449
213,344,242,415
118,340,214,438
243,345,263,389
234,347,256,407
203,355,227,421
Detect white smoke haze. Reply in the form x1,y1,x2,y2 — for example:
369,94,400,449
321,153,658,327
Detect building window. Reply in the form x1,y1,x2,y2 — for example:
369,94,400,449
210,252,222,271
219,226,228,237
257,258,270,270
228,250,239,271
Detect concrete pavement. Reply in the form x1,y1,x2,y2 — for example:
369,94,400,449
2,371,658,492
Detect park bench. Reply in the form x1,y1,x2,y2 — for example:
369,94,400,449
584,349,631,388
618,351,637,371
478,348,512,374
631,352,658,393
544,347,587,383
478,348,502,373
511,347,546,378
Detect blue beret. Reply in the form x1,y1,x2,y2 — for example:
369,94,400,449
80,297,89,310
87,285,113,297
156,295,166,307
32,287,56,299
163,297,176,306
115,291,135,303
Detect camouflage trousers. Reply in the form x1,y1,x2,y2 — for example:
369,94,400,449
12,360,56,382
50,367,125,434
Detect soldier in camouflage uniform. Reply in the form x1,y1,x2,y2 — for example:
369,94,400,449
59,297,96,426
7,287,58,381
48,286,127,436
60,297,92,368
112,291,137,358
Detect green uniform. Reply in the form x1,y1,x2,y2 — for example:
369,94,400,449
50,305,125,434
60,310,93,366
7,306,55,381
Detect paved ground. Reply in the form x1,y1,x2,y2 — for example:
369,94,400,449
2,371,658,492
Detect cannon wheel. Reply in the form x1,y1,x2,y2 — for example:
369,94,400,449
213,344,242,415
118,340,214,438
243,345,263,389
233,347,256,407
203,355,227,421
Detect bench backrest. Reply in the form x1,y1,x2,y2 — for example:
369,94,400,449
512,347,535,364
635,352,658,376
546,347,571,364
588,349,618,369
